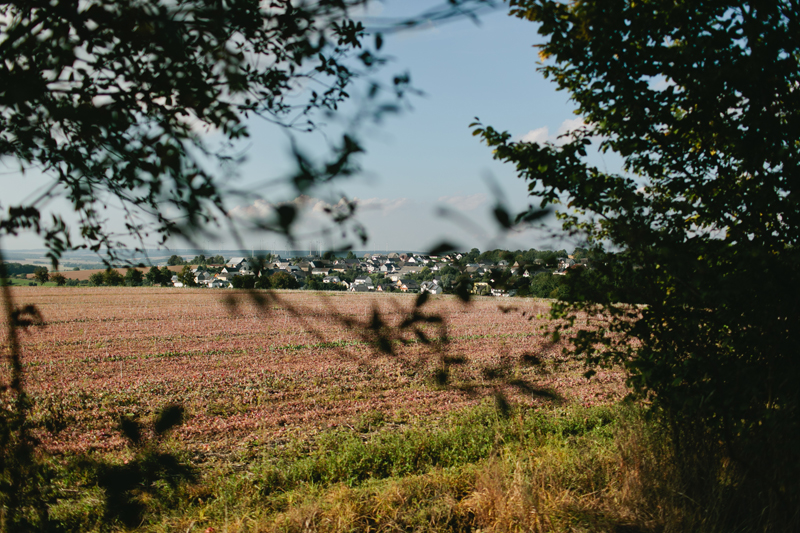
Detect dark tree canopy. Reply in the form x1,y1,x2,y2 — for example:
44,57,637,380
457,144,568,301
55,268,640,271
32,267,49,284
475,0,800,519
0,0,398,264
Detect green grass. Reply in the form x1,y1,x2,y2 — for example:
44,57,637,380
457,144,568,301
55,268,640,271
1,277,40,286
19,399,797,532
39,401,627,532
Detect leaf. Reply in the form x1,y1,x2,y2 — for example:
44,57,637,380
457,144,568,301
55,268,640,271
493,205,512,229
427,241,460,255
118,417,142,446
415,291,429,308
154,404,184,435
514,208,550,224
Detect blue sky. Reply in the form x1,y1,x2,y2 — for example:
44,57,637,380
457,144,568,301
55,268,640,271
3,1,611,255
225,1,593,254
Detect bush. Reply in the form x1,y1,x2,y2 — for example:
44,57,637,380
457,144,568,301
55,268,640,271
103,268,124,287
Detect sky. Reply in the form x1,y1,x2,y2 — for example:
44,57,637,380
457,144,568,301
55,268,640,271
2,1,616,256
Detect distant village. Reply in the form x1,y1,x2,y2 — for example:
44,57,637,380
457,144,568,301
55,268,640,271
168,248,593,298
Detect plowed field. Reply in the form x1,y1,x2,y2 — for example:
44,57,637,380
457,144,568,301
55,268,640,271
2,288,626,457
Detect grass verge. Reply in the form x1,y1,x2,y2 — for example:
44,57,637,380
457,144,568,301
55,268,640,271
38,399,797,532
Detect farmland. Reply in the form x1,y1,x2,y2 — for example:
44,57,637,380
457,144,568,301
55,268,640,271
7,288,625,456
2,287,647,532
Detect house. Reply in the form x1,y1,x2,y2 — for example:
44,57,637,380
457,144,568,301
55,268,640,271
472,281,490,294
420,280,442,294
226,257,251,270
322,276,342,284
350,284,371,292
397,265,423,276
397,279,420,292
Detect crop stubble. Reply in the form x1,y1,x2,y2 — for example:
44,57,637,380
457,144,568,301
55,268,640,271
2,288,626,456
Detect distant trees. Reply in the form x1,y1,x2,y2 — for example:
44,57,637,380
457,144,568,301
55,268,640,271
528,273,562,299
146,267,162,286
124,269,144,287
230,275,256,289
305,276,346,291
103,268,124,287
177,266,198,287
87,269,125,286
32,267,49,284
0,262,38,277
269,272,299,290
50,273,66,287
160,267,172,285
167,255,186,266
189,254,225,266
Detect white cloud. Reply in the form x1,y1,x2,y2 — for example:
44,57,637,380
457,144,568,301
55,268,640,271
229,195,409,220
520,127,550,144
228,195,314,220
353,197,409,214
437,193,487,211
556,117,585,138
520,118,587,146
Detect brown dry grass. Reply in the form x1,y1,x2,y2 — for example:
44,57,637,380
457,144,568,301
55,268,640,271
2,287,627,458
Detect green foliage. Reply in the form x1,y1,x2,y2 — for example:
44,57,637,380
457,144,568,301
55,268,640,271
230,275,256,289
32,267,49,284
0,263,38,277
87,272,105,287
159,267,172,285
306,275,347,291
80,404,194,529
167,255,186,266
102,268,124,287
50,273,67,287
176,265,198,287
255,403,618,494
255,274,272,290
478,0,800,523
123,268,143,287
527,272,562,299
270,271,299,290
145,266,161,285
0,0,404,264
